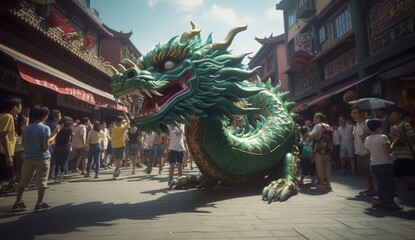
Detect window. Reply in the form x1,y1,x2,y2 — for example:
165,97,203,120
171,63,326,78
318,26,327,48
288,9,297,28
330,7,351,40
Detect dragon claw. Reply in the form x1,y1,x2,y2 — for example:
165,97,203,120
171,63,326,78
262,179,298,203
169,175,204,190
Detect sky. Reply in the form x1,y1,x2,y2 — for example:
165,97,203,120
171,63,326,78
90,0,284,62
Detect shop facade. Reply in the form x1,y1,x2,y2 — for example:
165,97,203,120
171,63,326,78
276,0,415,124
0,0,141,123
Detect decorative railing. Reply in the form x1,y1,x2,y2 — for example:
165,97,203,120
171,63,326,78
10,7,113,76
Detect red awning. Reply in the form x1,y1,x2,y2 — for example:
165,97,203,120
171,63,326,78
17,62,97,105
0,43,126,111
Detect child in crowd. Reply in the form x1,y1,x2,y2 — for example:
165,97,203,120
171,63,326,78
364,118,402,210
298,126,316,186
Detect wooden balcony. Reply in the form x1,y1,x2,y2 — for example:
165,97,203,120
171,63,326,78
10,7,113,77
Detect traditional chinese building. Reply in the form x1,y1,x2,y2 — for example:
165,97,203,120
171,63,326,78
248,33,289,92
276,0,415,123
0,0,141,122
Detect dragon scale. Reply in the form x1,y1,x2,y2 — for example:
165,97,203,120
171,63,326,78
187,87,296,185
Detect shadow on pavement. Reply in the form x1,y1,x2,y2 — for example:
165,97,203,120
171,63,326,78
364,207,415,220
0,183,261,240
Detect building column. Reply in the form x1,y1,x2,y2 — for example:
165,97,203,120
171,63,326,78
350,0,369,78
273,45,278,86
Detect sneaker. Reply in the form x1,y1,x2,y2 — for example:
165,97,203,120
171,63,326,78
34,202,50,212
94,175,99,179
131,171,135,175
84,174,91,178
384,202,403,210
113,172,120,180
12,202,29,212
59,179,67,184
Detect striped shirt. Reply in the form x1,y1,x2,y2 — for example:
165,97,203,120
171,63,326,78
389,121,415,160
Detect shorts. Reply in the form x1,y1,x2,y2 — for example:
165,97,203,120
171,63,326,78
340,146,354,158
167,150,184,164
19,157,50,189
113,147,125,160
107,141,113,155
128,143,139,156
72,148,87,159
356,154,371,176
152,144,164,157
395,158,415,177
0,153,14,181
13,151,24,172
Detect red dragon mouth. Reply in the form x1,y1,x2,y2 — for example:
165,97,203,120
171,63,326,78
123,72,191,119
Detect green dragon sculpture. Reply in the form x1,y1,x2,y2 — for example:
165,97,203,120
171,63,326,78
109,21,299,202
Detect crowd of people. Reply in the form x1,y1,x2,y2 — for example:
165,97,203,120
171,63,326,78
296,106,415,211
2,94,415,213
0,95,193,213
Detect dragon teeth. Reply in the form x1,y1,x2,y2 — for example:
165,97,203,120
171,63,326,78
151,90,163,96
141,88,153,99
155,103,161,112
134,89,143,97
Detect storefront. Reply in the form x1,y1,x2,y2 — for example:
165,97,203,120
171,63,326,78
0,44,126,122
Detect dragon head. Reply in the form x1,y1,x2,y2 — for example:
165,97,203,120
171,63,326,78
109,21,261,134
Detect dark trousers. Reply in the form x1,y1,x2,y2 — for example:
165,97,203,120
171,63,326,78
371,163,395,204
87,144,101,176
52,144,71,178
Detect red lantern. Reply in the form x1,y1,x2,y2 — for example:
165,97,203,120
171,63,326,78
343,90,358,103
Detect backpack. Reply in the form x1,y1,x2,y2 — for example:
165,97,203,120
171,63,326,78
314,123,334,154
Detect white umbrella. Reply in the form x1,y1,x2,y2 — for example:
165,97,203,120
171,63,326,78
348,98,395,118
348,98,395,109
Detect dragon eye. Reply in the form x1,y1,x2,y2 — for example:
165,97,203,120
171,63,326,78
163,60,175,71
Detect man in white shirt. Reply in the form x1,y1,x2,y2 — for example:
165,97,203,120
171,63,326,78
338,116,355,175
72,117,90,175
167,123,185,185
351,106,377,196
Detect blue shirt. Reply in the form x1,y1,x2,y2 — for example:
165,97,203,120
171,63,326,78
45,119,57,132
22,123,51,159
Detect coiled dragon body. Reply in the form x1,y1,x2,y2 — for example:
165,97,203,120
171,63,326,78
109,22,299,202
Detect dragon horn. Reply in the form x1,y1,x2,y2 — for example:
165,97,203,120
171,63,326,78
210,25,247,51
123,59,138,69
180,20,201,43
106,65,119,75
117,64,126,72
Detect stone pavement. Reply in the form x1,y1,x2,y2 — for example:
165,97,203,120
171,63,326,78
0,166,414,240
